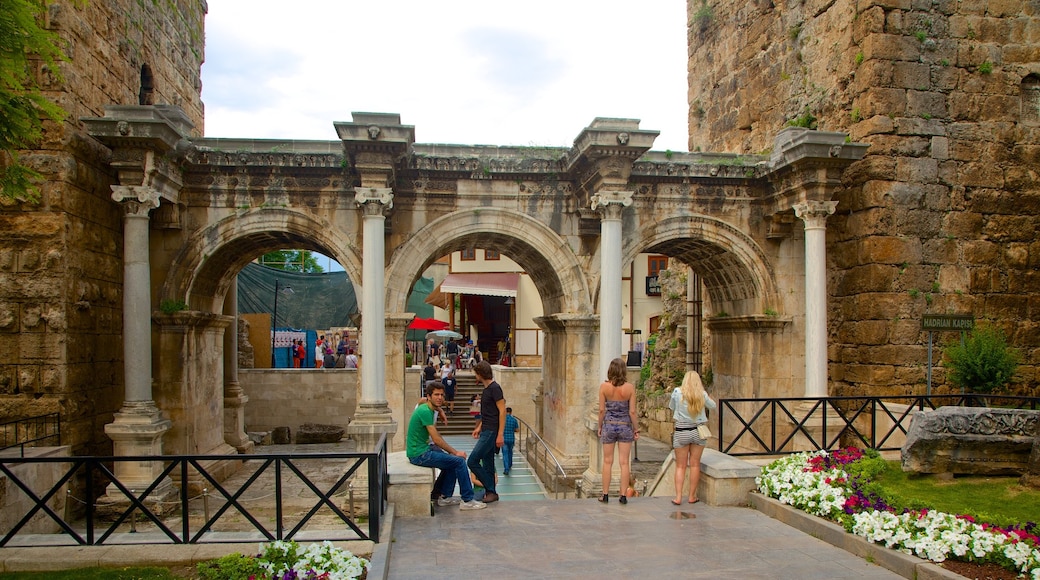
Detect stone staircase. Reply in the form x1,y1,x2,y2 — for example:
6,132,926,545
439,373,483,436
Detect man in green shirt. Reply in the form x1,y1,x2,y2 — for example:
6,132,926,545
407,382,487,510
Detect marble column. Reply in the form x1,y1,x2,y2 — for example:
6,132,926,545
794,200,837,398
347,188,398,452
223,281,253,453
591,190,632,381
104,185,172,496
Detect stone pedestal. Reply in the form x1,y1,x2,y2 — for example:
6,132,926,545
346,407,398,501
224,389,255,454
101,401,176,509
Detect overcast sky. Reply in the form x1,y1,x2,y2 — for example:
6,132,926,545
201,1,691,152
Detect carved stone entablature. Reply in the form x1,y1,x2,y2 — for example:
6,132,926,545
406,176,457,194
768,127,869,169
186,148,343,169
518,181,571,197
83,105,194,203
918,408,1039,437
902,406,1040,475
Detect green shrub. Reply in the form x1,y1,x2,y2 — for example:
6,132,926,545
196,553,265,580
943,324,1019,394
159,299,188,314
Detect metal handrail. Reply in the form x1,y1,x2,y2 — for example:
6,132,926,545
514,416,572,499
717,394,1040,456
0,413,61,456
0,433,388,547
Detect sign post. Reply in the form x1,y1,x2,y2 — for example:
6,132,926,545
921,314,974,395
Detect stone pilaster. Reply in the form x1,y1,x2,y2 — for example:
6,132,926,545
591,190,633,381
794,200,837,398
348,188,398,453
223,283,253,453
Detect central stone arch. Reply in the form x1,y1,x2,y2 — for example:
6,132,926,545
383,207,596,462
385,207,592,315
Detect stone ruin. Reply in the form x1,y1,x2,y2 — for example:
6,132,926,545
901,406,1040,479
295,423,345,445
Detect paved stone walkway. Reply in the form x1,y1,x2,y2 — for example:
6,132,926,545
385,496,902,579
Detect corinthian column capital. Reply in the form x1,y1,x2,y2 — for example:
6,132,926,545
355,187,394,213
590,190,633,219
111,185,161,216
793,200,837,229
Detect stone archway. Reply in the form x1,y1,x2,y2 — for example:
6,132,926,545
629,214,782,317
383,207,595,462
154,209,363,458
162,209,362,312
628,213,796,399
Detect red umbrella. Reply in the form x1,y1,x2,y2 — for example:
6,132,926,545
407,317,450,331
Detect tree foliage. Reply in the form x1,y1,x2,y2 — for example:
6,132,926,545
259,250,325,274
943,324,1020,394
0,0,70,202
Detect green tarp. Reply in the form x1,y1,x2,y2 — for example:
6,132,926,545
237,262,433,331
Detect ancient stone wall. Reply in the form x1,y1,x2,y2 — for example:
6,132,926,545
689,0,1040,395
0,1,205,453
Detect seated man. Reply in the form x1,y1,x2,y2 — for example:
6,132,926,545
406,381,487,511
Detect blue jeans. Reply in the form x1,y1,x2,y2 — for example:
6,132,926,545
467,430,498,493
409,445,475,502
502,442,514,472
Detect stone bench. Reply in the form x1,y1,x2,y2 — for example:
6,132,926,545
649,447,761,505
386,451,435,517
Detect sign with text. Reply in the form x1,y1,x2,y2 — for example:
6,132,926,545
921,314,974,332
645,275,661,296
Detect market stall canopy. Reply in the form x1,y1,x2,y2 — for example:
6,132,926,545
408,317,449,331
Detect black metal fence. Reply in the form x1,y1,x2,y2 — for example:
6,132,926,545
0,434,388,547
0,413,61,456
717,394,1040,456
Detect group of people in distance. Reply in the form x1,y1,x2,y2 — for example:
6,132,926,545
426,337,482,370
313,335,357,369
408,353,716,511
597,357,716,506
406,360,515,511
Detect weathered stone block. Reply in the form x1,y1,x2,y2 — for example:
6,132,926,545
271,426,291,445
902,406,1040,475
295,423,345,444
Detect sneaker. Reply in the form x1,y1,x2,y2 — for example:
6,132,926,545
437,496,462,506
482,491,500,503
503,470,509,475
459,500,487,511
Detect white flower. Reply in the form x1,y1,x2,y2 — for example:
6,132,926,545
757,451,1040,578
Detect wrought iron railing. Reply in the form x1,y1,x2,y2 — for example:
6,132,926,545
0,413,61,456
717,394,1040,456
0,433,388,547
515,416,573,498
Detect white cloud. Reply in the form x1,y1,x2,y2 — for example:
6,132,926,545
202,0,690,151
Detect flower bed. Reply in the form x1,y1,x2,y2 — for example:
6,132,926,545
196,540,370,580
756,449,1040,580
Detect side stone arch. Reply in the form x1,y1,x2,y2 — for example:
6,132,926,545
625,214,782,316
385,207,592,316
161,209,363,312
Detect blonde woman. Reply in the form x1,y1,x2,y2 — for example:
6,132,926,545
597,357,638,504
669,371,717,505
